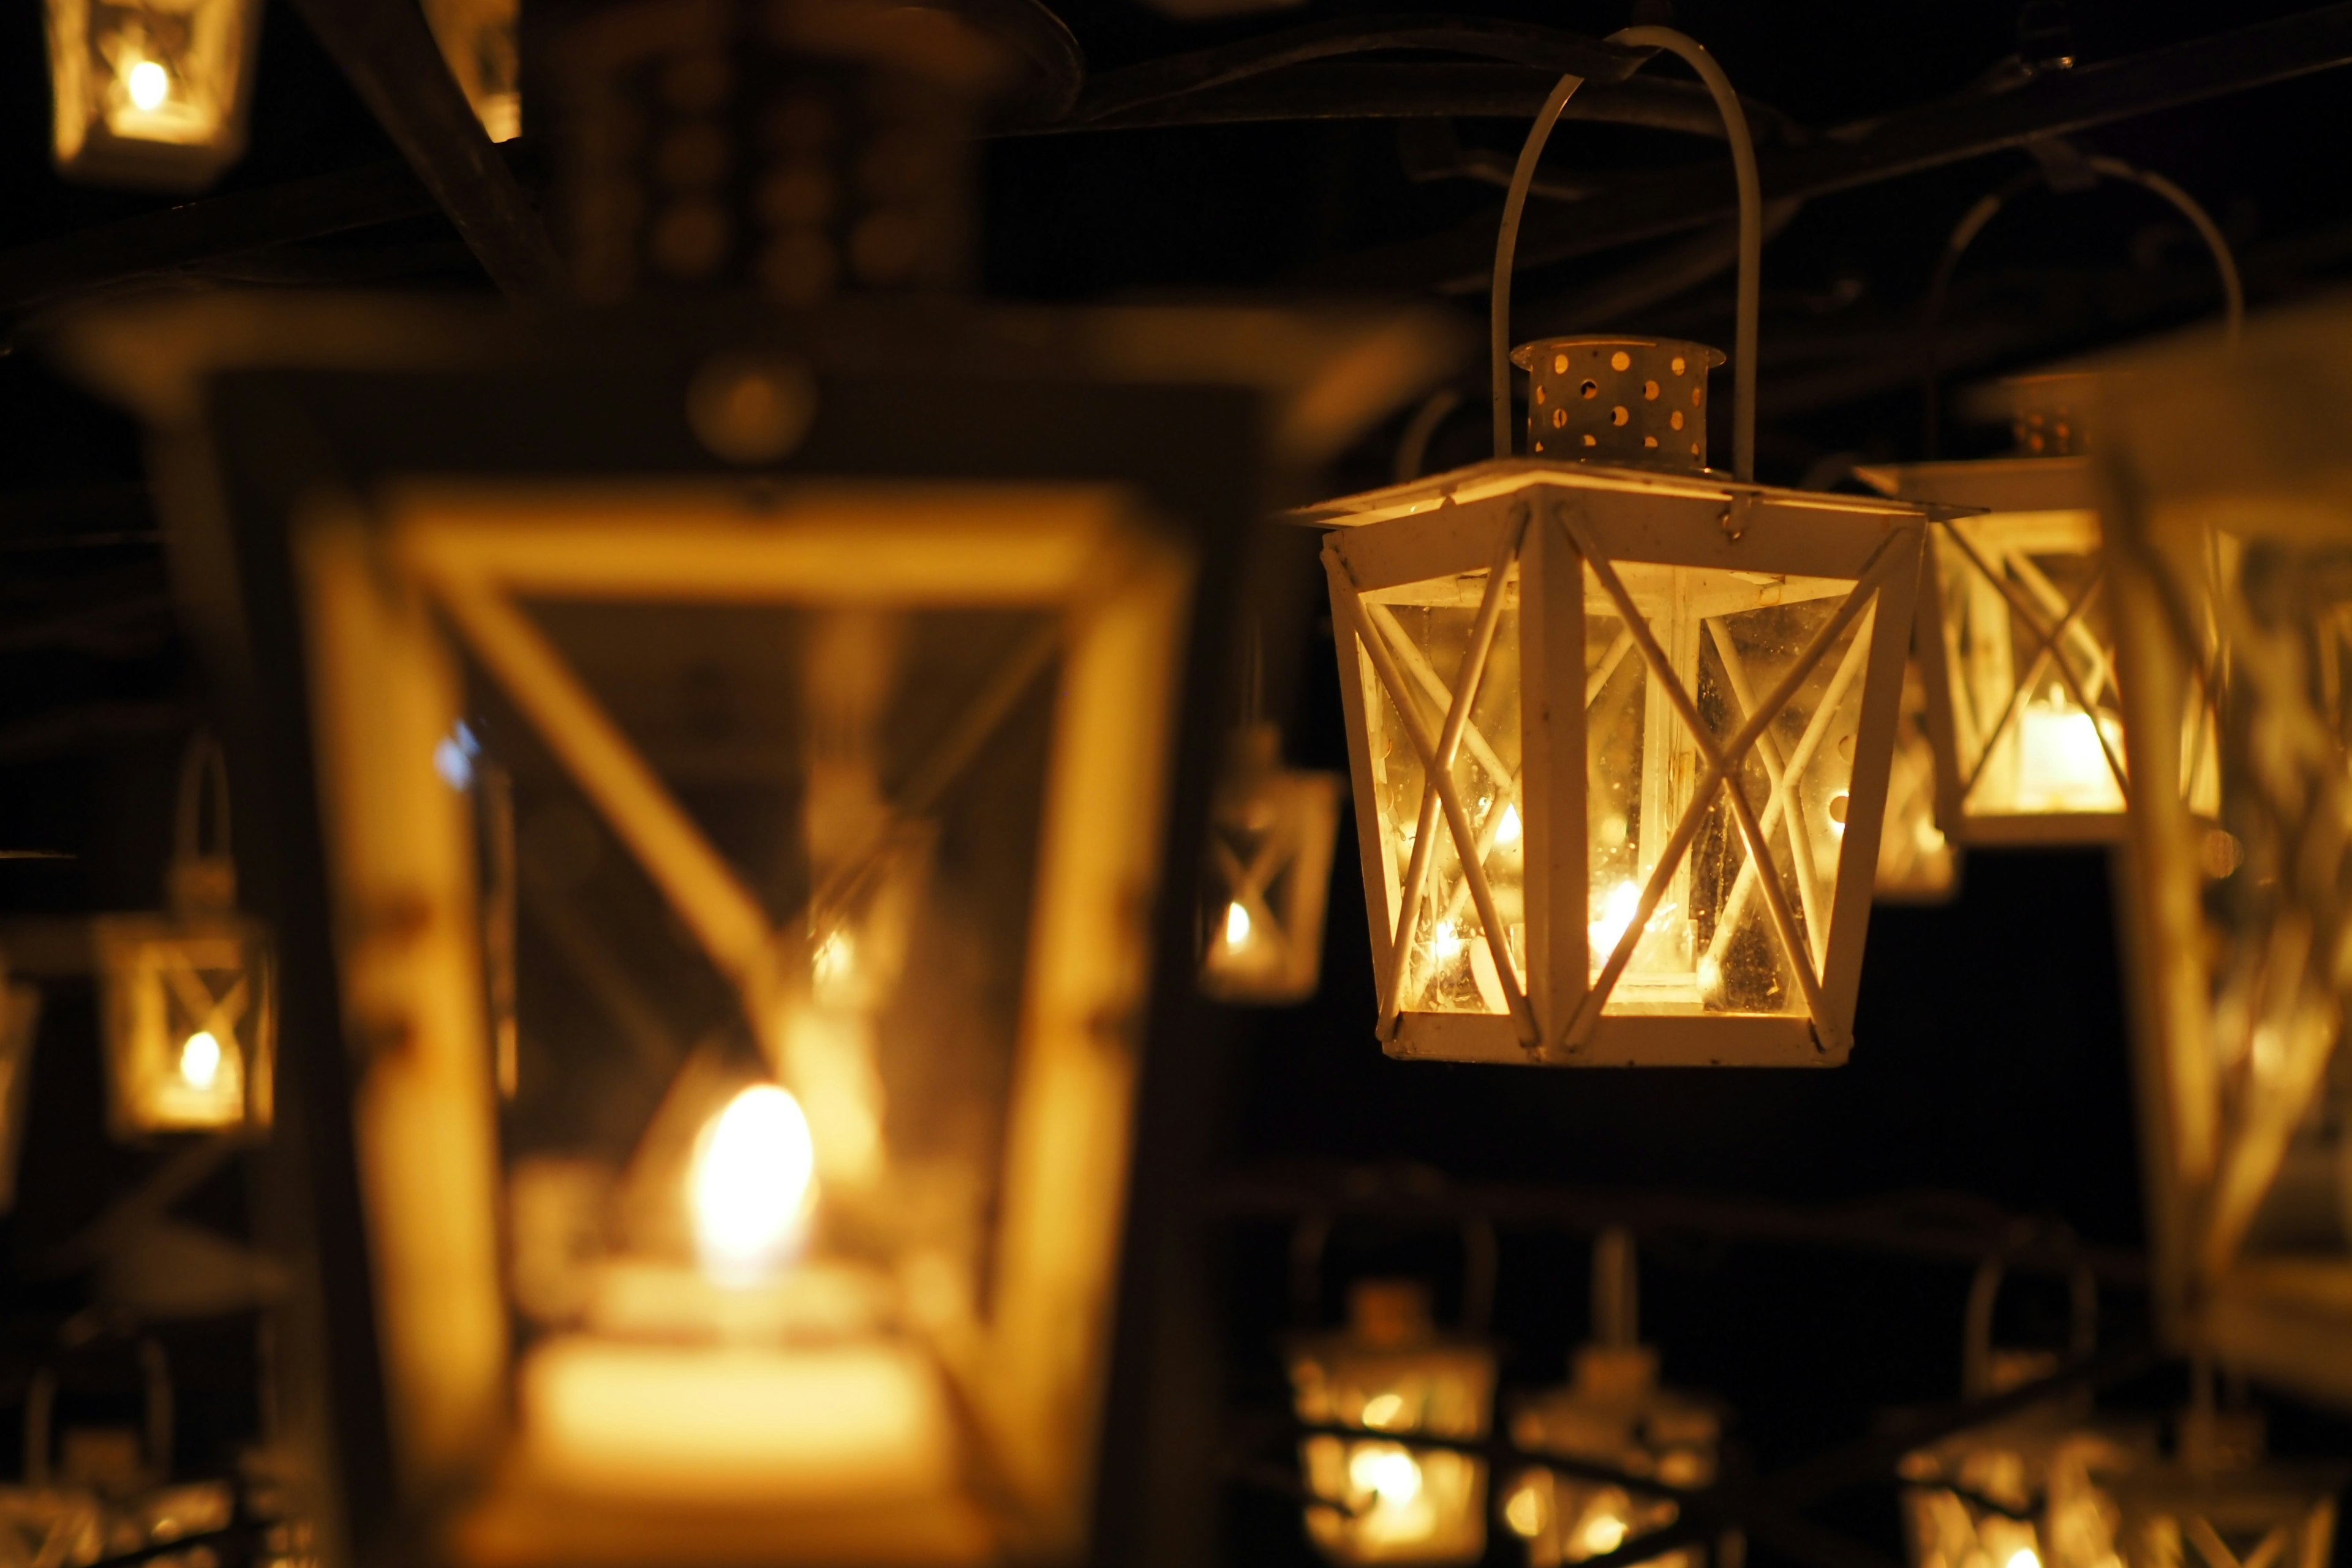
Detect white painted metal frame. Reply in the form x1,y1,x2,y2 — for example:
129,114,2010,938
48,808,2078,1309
1314,461,1927,1069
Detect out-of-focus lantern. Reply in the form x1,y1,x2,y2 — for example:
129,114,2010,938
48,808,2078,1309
94,732,274,1139
1200,722,1343,1005
2097,298,2352,1404
59,280,1449,1566
2111,1413,2340,1568
1859,377,2217,846
0,963,39,1212
1308,334,1930,1066
1874,659,1959,902
43,0,262,190
423,0,519,141
1290,1278,1496,1566
1501,1230,1721,1568
1898,1259,2150,1568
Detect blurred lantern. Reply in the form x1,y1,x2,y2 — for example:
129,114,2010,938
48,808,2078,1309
1199,716,1343,1005
1898,1257,2152,1568
2111,1411,2340,1568
2096,298,2352,1404
1290,1275,1497,1566
1861,152,2243,846
423,0,519,141
1308,333,1929,1066
94,732,274,1139
1859,377,2220,845
1501,1230,1722,1568
58,303,1446,1568
1874,659,1959,901
43,0,262,190
0,963,38,1213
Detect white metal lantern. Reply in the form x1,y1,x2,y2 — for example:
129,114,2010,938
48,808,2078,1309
1898,1261,2151,1568
45,0,262,190
1501,1231,1720,1568
1289,1280,1496,1567
2110,1414,2341,1568
94,733,274,1139
1859,377,2217,846
1308,336,1929,1067
1200,722,1343,1005
2098,299,2352,1404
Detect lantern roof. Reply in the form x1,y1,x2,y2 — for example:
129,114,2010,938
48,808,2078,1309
1853,454,2097,511
1294,456,1957,532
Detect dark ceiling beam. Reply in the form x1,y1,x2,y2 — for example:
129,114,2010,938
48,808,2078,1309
1047,66,1787,143
1313,2,2352,292
283,0,563,299
0,161,437,320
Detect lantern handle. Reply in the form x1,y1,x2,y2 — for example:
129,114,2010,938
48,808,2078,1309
1492,28,1761,481
175,729,233,865
1289,1195,1498,1336
1917,145,2243,455
23,1316,174,1488
1961,1231,2098,1400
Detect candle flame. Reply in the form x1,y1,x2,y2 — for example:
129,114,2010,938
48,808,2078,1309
1348,1444,1423,1508
1223,900,1253,949
690,1085,816,1284
125,59,170,111
179,1030,222,1090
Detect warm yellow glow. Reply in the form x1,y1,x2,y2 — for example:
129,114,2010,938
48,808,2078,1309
1224,900,1254,949
1431,919,1463,962
1360,1392,1405,1430
2007,1550,2041,1568
1581,1510,1629,1555
811,927,854,987
179,1029,222,1090
2016,699,2123,811
1504,1479,1548,1538
1349,1444,1423,1508
1588,880,1642,959
689,1085,816,1284
125,59,170,112
1495,802,1523,846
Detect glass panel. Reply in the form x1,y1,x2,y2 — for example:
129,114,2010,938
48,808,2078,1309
1877,661,1958,900
1359,570,1525,1016
1934,511,2127,818
1585,564,1870,1017
475,598,1058,1502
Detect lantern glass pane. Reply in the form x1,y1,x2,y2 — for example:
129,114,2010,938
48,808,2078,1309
1586,565,1872,1017
1358,571,1526,1016
1877,661,1958,900
1289,1341,1493,1566
1932,513,2132,818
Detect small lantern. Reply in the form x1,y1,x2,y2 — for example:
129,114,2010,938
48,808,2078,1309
1858,376,2218,845
1501,1231,1721,1568
1307,336,1930,1066
94,733,274,1139
1289,1280,1496,1566
1874,660,1960,902
1898,1261,2151,1568
2095,301,2352,1401
1200,722,1344,1005
2111,1412,2340,1568
44,0,262,190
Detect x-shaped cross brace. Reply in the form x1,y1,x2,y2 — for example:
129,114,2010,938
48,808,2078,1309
163,960,249,1072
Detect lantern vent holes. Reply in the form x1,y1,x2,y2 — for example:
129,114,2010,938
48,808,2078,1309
687,353,817,464
1512,336,1722,473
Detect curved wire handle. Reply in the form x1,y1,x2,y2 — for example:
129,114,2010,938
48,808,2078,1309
1918,150,2245,454
1961,1233,2098,1400
1493,28,1763,481
1289,1199,1499,1336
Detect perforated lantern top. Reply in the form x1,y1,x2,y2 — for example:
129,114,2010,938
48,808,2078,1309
1512,337,1724,473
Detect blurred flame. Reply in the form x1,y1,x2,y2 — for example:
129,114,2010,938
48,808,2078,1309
690,1085,816,1284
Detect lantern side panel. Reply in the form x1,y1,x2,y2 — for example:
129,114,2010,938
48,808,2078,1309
1290,1341,1494,1566
1357,572,1528,1019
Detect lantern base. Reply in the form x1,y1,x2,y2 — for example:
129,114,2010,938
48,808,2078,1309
1382,1011,1845,1069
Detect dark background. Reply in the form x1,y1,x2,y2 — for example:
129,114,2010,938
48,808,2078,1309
4,1,2352,1563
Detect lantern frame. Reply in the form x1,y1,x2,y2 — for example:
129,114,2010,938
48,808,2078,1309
2095,301,2352,1403
1199,723,1344,1006
53,293,1463,1568
1307,458,1931,1068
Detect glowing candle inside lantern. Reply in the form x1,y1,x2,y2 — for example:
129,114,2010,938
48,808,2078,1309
2016,699,2123,812
125,59,170,111
1350,1444,1423,1508
1224,900,1254,950
1588,880,1642,963
179,1028,222,1089
689,1084,816,1286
